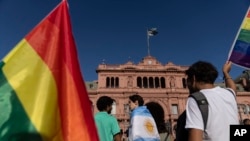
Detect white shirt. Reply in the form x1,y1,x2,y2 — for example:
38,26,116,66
185,86,239,141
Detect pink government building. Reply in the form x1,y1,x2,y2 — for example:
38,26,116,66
86,55,250,140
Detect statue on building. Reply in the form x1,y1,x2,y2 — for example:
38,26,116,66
170,77,175,88
127,76,133,87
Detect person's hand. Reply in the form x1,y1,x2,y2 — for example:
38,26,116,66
223,61,236,92
223,61,232,74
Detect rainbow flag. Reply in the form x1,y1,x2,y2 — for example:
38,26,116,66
229,7,250,68
0,1,99,141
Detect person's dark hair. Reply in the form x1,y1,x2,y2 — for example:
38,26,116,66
96,96,114,111
146,102,167,133
185,61,218,84
243,118,250,125
129,94,144,106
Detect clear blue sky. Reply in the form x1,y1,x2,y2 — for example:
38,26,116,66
1,0,250,82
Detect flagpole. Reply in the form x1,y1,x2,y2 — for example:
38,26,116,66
147,28,158,57
147,28,150,56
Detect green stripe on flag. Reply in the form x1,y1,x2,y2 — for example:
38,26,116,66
0,61,42,141
238,29,250,43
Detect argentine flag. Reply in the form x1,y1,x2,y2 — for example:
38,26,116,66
129,106,160,141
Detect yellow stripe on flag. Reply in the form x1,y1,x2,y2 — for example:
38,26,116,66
241,17,250,30
2,39,62,140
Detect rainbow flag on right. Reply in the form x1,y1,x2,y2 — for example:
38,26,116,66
229,7,250,68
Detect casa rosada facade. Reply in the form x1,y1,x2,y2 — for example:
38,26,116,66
86,55,250,139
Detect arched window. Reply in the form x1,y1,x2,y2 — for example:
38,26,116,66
137,77,142,88
143,77,148,88
155,77,160,88
111,77,115,88
106,77,110,88
149,77,154,88
160,77,166,88
115,77,119,88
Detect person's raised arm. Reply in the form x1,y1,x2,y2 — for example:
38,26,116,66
223,61,236,92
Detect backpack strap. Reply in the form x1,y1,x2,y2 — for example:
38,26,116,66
164,132,169,141
189,92,209,130
225,88,236,99
225,88,242,123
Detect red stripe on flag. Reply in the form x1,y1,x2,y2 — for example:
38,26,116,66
247,10,250,18
25,1,99,141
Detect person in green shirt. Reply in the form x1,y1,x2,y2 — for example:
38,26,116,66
94,96,121,141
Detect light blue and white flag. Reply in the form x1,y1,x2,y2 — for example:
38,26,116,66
129,106,160,141
147,28,158,36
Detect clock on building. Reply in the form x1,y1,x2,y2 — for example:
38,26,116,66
148,60,152,64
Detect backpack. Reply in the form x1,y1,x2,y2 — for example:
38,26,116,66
175,91,209,141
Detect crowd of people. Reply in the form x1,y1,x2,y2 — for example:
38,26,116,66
93,61,249,141
239,70,250,91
